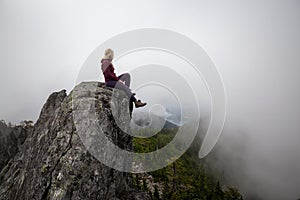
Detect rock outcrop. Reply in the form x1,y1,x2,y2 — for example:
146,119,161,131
0,82,150,200
0,121,32,172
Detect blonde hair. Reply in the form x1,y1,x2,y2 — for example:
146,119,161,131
103,48,114,61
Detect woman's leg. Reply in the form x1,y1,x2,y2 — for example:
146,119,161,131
118,73,131,87
105,80,136,102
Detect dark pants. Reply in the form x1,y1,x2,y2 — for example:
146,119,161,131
105,73,137,102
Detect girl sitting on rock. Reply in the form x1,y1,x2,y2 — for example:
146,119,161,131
101,48,147,108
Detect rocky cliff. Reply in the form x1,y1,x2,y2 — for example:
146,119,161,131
0,121,32,172
0,82,150,200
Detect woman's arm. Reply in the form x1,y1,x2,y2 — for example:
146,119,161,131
101,59,120,81
108,64,119,81
103,64,119,81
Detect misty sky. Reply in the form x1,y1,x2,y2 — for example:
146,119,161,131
1,1,300,199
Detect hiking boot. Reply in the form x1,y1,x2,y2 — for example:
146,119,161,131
134,99,147,108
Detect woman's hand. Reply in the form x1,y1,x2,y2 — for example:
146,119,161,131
118,80,125,85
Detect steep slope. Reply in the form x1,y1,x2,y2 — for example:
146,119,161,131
0,81,149,200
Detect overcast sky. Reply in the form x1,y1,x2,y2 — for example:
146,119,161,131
1,1,300,199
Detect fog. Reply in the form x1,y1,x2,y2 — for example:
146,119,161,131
1,1,300,199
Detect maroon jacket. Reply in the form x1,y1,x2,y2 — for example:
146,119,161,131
101,59,119,82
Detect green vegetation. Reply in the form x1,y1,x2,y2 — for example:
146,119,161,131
132,127,243,200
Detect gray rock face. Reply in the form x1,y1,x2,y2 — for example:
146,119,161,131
0,121,32,172
0,82,150,200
